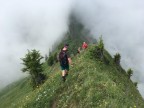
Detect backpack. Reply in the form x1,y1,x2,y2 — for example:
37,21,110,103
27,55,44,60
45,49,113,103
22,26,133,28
59,50,68,66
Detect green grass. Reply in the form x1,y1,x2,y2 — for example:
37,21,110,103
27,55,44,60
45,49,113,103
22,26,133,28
0,17,144,108
0,45,144,108
0,78,32,108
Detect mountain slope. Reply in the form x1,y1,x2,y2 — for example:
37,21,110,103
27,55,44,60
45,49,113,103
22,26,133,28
0,17,144,108
0,45,144,108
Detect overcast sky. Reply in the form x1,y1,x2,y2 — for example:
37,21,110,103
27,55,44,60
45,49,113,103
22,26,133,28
0,0,144,98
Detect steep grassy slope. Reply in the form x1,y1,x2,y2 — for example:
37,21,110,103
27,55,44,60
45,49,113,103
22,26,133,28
0,45,144,108
0,16,144,108
0,78,32,108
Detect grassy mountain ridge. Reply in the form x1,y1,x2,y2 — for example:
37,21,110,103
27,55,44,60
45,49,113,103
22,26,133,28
0,17,144,108
0,45,144,108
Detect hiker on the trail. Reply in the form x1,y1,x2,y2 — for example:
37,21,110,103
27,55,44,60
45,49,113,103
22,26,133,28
59,44,72,82
82,42,88,49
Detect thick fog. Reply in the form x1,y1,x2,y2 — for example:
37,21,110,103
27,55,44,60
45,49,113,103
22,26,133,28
0,0,144,99
0,0,74,88
73,0,144,98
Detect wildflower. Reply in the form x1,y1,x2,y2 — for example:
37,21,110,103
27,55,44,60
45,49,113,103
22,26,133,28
105,101,108,105
36,97,40,101
43,91,47,94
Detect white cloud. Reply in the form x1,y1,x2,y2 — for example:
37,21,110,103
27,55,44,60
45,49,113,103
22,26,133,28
1,0,144,99
0,0,74,88
73,0,144,98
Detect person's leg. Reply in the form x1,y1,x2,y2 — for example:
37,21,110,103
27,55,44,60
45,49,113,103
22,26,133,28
65,70,68,77
62,70,66,81
62,70,66,76
61,66,66,82
65,65,69,77
61,65,69,82
62,70,66,82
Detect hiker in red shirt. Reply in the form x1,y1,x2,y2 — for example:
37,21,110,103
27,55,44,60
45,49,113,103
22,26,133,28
82,42,88,49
